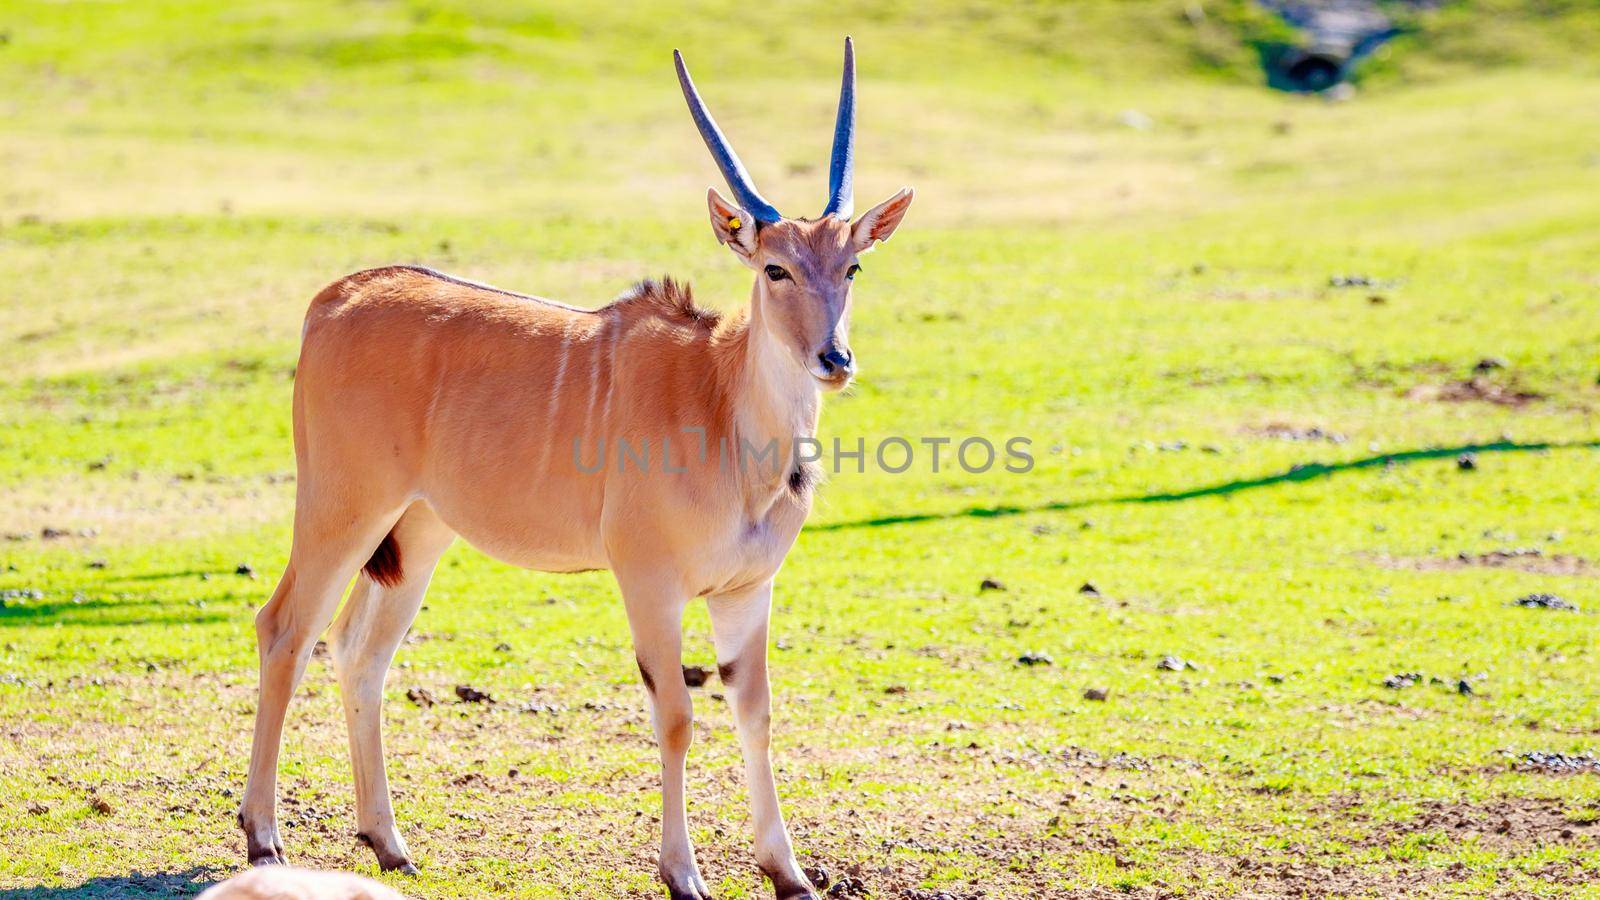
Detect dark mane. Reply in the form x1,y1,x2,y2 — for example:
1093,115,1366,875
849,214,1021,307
605,277,720,327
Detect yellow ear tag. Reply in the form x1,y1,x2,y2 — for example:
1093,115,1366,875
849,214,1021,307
727,216,741,231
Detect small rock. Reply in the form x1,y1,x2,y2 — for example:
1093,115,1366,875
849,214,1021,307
454,684,493,704
26,801,49,815
1474,357,1508,373
0,587,43,607
1367,294,1387,305
88,794,113,815
978,577,1006,592
681,665,711,687
87,559,107,569
1077,582,1099,596
235,563,256,577
1513,593,1577,611
1456,453,1477,471
406,687,437,708
493,642,512,652
1117,109,1154,131
1156,655,1196,672
1383,672,1423,690
1083,687,1109,702
803,865,830,890
1517,751,1600,773
1456,679,1473,695
883,684,908,695
828,874,867,898
1017,652,1053,667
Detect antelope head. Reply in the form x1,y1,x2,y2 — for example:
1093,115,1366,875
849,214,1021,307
676,38,914,392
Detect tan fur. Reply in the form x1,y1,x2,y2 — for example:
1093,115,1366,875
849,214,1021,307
239,184,911,899
198,867,402,900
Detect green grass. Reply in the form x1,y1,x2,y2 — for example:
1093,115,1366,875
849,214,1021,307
3,1,1600,897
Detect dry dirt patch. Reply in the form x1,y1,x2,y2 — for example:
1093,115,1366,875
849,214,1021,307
1308,792,1600,852
1403,377,1544,407
1369,548,1594,577
1226,856,1455,899
1394,797,1599,850
0,474,294,545
1243,422,1349,444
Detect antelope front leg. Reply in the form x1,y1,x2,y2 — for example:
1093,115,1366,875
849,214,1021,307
708,581,816,900
617,569,710,900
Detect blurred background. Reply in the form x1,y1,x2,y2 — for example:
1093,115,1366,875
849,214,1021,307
3,2,1599,897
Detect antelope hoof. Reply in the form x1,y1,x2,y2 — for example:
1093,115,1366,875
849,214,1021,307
774,883,819,900
247,847,288,868
240,812,287,867
762,862,818,900
356,832,418,875
662,867,712,900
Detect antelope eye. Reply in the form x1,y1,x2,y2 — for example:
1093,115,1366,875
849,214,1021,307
846,264,861,280
764,265,790,282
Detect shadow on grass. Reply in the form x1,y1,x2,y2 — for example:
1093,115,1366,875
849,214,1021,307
814,440,1600,532
115,569,232,582
0,869,219,898
0,596,233,629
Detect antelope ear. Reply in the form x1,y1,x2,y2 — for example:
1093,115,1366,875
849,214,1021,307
707,187,759,264
850,187,914,253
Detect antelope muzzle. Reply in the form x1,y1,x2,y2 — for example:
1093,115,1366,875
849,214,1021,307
813,342,856,388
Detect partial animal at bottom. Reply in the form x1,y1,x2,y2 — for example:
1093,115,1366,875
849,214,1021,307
197,866,403,900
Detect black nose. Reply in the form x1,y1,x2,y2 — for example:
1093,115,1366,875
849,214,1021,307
818,347,854,376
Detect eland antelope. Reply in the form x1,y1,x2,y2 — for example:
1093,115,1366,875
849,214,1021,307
237,38,913,899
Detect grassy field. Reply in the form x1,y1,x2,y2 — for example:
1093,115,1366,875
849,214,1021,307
3,1,1600,897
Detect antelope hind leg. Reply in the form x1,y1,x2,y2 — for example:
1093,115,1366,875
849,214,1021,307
328,502,455,874
238,512,396,867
